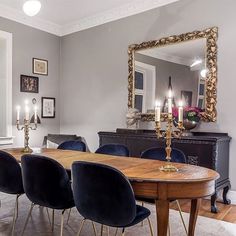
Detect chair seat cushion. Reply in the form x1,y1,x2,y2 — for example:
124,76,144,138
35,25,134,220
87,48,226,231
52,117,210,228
125,205,150,227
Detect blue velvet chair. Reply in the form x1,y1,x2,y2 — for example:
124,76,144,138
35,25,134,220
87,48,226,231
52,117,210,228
58,140,86,152
95,144,130,157
140,147,187,234
72,161,154,236
21,155,74,236
0,150,24,235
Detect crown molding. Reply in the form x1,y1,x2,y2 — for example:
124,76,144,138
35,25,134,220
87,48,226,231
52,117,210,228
0,0,179,36
0,3,61,36
60,0,180,36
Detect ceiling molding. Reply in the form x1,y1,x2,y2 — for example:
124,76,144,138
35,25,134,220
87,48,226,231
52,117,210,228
139,50,191,66
0,0,180,36
60,0,180,36
0,3,61,36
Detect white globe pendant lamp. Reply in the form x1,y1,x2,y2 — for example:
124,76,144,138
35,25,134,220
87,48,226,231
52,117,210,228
23,0,41,17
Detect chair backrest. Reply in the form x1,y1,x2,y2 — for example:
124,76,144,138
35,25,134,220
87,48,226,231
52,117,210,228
141,147,186,163
21,155,74,209
57,140,86,152
0,150,24,195
72,161,136,227
95,144,130,157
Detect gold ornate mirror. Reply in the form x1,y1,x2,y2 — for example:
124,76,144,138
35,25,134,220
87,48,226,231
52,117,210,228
128,27,218,122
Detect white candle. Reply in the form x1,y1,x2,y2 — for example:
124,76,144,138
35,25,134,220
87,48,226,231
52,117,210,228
178,101,183,122
167,90,172,114
25,106,30,121
34,106,38,124
155,101,161,122
16,106,21,120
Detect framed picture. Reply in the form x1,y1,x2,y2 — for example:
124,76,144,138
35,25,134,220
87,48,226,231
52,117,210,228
33,58,48,75
41,97,55,118
181,90,193,107
20,75,39,93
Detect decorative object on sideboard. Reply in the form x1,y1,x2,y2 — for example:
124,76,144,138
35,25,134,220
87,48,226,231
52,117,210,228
16,100,38,153
173,106,201,136
20,75,39,93
126,108,141,129
33,58,48,76
154,93,184,172
30,98,41,124
128,27,218,122
41,97,55,118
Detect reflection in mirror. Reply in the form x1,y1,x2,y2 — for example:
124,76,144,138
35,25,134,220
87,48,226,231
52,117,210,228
134,38,206,114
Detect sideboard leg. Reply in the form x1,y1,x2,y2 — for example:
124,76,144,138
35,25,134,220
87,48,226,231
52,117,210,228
211,192,218,213
223,185,231,205
188,199,201,236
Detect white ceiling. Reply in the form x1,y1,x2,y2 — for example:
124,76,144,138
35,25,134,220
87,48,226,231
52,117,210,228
0,0,180,36
138,38,206,67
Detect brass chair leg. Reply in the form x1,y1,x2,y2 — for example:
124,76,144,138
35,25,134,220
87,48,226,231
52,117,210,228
176,200,188,235
100,224,104,236
21,203,35,236
66,208,72,224
11,194,21,236
114,228,118,236
92,221,97,236
52,209,55,232
77,218,86,236
60,209,66,236
147,217,154,236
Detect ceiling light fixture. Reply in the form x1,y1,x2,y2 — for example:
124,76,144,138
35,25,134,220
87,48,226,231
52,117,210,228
190,59,202,68
23,0,41,17
200,68,208,78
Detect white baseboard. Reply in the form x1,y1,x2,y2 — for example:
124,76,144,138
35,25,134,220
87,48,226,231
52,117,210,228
227,190,236,205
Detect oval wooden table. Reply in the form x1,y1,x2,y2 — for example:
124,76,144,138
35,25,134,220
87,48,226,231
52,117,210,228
4,148,219,236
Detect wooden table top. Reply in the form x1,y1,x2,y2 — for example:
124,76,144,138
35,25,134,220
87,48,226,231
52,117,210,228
4,148,219,183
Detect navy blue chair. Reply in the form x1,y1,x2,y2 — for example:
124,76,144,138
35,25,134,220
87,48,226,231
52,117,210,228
21,155,74,236
58,140,86,152
141,147,186,163
140,147,187,234
0,150,24,235
72,161,153,236
95,144,130,157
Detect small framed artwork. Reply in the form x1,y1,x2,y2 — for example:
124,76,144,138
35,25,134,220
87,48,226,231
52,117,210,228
181,90,193,107
33,58,48,76
41,97,55,118
20,75,39,93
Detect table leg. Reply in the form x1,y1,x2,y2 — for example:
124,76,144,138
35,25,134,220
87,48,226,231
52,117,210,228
156,200,169,236
188,199,201,236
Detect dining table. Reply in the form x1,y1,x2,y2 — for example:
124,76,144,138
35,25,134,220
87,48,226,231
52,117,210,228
3,148,219,236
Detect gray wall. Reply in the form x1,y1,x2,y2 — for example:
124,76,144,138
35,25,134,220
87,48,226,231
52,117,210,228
135,53,199,107
0,17,60,147
60,0,236,190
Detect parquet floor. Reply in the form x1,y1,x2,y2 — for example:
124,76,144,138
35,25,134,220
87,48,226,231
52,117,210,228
170,199,236,223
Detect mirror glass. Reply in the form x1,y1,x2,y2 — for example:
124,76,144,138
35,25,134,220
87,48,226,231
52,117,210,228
134,38,206,113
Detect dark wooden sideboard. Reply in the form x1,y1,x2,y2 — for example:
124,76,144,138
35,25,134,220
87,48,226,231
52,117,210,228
98,129,231,213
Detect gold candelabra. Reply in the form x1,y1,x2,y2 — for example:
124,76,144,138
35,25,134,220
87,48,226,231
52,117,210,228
16,102,38,153
155,99,185,172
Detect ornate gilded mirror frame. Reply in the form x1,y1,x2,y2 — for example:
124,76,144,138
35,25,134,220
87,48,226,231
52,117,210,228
128,27,218,122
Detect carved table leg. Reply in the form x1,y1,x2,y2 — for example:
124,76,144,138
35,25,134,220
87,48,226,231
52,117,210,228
211,192,218,213
156,200,169,236
223,185,231,205
188,199,201,236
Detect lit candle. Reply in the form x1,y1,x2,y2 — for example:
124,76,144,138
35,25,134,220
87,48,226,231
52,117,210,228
155,101,161,122
16,106,21,120
25,106,30,121
168,90,172,114
34,106,38,124
178,101,183,122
